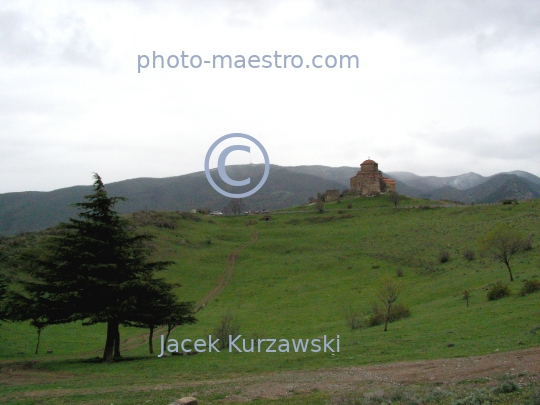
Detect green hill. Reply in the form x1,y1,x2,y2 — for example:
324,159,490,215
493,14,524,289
1,196,539,404
0,165,345,236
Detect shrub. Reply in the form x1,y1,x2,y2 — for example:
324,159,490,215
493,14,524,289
463,249,476,261
214,313,240,350
487,281,511,301
453,389,492,405
344,308,364,330
368,302,411,327
315,201,324,213
524,234,534,251
492,381,519,394
396,268,404,277
519,279,540,296
438,250,450,263
347,203,353,209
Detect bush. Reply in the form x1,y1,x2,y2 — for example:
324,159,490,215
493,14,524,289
213,313,240,350
463,249,476,261
347,203,353,209
453,389,492,405
524,234,534,251
492,381,519,394
344,308,364,330
396,268,404,277
368,302,411,327
487,281,511,301
438,250,450,263
519,279,540,296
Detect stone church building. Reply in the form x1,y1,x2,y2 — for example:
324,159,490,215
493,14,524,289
350,159,396,196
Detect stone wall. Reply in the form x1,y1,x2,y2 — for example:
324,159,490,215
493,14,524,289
325,189,340,202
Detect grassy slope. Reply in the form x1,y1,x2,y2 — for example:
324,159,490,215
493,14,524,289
1,197,540,404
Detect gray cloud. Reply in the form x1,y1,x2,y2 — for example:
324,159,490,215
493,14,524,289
415,128,540,160
316,0,540,46
0,8,102,67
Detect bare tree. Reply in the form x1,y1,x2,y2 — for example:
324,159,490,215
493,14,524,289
222,205,230,216
214,312,240,350
229,198,245,215
388,191,401,210
479,224,528,281
462,290,470,308
377,278,401,332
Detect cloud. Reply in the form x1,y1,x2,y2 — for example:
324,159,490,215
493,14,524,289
315,0,540,45
0,7,103,67
415,128,540,160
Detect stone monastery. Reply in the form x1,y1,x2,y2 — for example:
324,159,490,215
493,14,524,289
350,159,395,196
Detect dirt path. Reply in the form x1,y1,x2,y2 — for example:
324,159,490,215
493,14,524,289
3,346,540,401
194,231,258,312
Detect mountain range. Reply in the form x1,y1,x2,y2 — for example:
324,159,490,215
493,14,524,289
1,164,539,235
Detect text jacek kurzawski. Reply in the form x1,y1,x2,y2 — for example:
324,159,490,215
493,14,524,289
158,335,340,357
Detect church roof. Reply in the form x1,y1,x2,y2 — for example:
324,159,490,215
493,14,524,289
361,159,377,165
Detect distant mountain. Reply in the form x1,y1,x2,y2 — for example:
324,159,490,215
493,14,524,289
387,172,486,192
285,165,357,187
503,171,540,185
2,164,539,235
427,174,540,203
0,165,344,236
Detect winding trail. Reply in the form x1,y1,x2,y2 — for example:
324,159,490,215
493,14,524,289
194,230,258,313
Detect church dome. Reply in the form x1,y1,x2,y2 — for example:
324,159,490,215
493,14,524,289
361,159,377,165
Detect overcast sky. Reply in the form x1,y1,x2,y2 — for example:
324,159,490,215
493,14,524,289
1,0,539,193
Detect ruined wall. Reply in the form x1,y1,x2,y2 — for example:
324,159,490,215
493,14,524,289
325,189,340,202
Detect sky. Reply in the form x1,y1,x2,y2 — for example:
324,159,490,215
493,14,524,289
1,0,539,193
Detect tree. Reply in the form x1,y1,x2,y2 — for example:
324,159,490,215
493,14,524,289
0,273,6,320
229,198,245,215
315,200,324,213
462,290,470,308
124,278,196,354
17,174,177,362
479,224,527,281
222,205,231,216
377,277,401,332
388,191,401,210
4,292,50,354
163,301,196,343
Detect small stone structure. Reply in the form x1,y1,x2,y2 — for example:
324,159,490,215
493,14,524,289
325,189,340,202
350,159,395,197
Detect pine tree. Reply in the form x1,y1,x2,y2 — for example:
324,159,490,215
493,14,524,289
19,174,184,362
123,278,196,354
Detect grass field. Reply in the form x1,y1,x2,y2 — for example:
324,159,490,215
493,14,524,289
1,196,540,404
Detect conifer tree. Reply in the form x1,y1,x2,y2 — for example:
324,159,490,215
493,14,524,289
18,174,186,362
124,278,196,354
